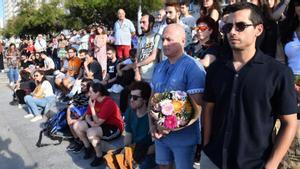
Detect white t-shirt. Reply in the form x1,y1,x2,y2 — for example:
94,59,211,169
114,19,136,46
79,34,90,50
41,80,54,97
180,15,196,29
137,32,160,81
284,32,300,75
44,57,55,70
34,39,47,52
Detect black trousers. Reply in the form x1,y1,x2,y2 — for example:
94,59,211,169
0,53,4,70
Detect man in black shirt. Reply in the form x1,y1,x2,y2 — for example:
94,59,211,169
83,52,102,82
101,47,119,88
202,2,298,169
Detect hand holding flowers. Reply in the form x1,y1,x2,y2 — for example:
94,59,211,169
150,91,194,132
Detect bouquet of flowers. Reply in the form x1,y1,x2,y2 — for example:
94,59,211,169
150,91,194,130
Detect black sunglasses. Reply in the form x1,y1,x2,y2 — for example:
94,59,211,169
130,94,142,101
222,22,254,34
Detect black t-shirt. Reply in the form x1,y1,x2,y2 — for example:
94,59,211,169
185,42,220,60
87,60,102,80
20,60,30,68
35,59,44,68
203,50,297,169
107,59,119,79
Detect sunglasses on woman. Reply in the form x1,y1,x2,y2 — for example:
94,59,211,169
221,22,254,34
194,25,209,32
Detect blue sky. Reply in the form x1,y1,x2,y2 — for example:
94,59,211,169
0,0,3,18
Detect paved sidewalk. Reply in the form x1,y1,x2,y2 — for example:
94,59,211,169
0,82,104,169
0,75,201,169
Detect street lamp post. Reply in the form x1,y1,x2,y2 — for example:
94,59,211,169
137,0,142,35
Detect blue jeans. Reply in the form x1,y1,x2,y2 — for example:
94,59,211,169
24,95,55,116
7,68,19,83
155,140,196,169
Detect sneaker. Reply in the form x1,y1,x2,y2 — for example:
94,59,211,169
9,100,18,106
194,161,200,166
83,146,94,159
72,143,84,154
30,115,43,122
18,104,25,109
66,141,77,151
90,156,104,167
24,114,34,119
9,82,14,87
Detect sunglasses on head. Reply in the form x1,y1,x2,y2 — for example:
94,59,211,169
130,94,142,101
194,25,209,32
221,22,255,34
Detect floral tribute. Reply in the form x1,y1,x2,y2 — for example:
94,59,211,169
151,91,194,130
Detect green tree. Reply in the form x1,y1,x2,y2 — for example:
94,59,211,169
3,0,164,37
64,0,163,28
3,0,66,37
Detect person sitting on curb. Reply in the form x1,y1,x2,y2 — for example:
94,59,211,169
66,79,92,153
24,70,55,122
123,81,157,169
73,82,124,167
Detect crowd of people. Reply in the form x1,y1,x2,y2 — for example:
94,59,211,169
0,0,299,168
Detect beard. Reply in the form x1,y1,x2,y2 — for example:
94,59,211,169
166,17,177,24
142,27,150,34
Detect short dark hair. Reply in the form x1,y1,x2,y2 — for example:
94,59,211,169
142,13,155,30
129,81,152,105
90,82,110,96
165,2,181,13
129,48,137,57
179,0,190,6
107,45,116,54
79,49,88,55
67,47,77,53
228,2,263,26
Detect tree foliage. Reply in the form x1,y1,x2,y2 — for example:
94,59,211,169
64,0,163,28
3,0,66,37
2,0,163,37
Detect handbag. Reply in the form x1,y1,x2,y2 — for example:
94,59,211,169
32,84,44,99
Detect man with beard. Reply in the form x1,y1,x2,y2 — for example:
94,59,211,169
158,2,192,47
130,14,161,83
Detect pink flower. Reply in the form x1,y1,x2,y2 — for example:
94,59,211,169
160,101,174,116
163,115,178,130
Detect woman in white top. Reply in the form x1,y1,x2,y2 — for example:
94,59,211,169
24,70,55,122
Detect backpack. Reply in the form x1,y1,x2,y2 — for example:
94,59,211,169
36,106,87,147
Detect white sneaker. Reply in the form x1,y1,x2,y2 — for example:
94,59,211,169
9,82,14,87
24,114,34,119
18,104,25,109
30,115,43,122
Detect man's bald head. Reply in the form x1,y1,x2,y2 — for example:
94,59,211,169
163,24,186,44
162,24,186,59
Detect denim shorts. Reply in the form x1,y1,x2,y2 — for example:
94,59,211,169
155,139,196,169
